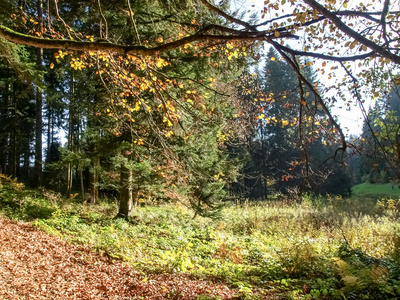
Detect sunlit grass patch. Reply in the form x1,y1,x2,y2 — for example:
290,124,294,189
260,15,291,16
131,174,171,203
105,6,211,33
2,179,400,298
352,182,400,197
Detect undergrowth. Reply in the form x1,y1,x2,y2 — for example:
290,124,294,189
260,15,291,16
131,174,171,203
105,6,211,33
1,175,400,299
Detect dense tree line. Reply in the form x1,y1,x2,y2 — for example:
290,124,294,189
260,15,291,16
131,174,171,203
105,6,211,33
0,0,252,218
351,86,400,185
2,0,399,216
231,48,352,200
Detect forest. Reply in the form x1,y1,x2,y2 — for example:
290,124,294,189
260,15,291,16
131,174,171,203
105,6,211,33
1,0,400,298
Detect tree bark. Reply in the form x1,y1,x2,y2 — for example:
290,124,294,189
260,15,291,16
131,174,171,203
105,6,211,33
0,25,279,56
0,82,10,175
46,106,52,159
66,71,75,197
118,165,134,218
34,0,43,187
90,155,99,204
80,168,85,202
10,84,17,177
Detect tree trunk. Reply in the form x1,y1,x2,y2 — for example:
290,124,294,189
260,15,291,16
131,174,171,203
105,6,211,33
118,165,134,218
34,83,42,185
0,82,9,174
261,135,268,200
9,82,17,178
34,0,43,187
10,107,16,177
66,72,75,197
22,149,30,179
80,168,85,202
47,106,52,159
78,120,87,202
89,155,99,204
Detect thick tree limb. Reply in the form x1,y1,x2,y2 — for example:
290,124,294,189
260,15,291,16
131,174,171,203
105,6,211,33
0,25,293,56
380,0,391,45
303,0,400,65
196,0,396,64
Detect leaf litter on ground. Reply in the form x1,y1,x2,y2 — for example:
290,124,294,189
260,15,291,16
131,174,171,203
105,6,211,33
0,216,271,300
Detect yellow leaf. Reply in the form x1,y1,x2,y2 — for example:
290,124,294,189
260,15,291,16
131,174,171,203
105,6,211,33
50,63,54,69
156,58,165,68
271,57,276,61
274,31,280,37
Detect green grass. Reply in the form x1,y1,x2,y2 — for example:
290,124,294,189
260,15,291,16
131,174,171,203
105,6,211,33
352,182,400,197
2,175,400,299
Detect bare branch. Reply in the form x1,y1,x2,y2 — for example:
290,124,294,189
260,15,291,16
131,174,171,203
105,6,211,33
271,40,347,151
127,0,141,45
53,0,72,39
340,61,400,177
198,0,256,31
97,0,108,40
274,42,374,62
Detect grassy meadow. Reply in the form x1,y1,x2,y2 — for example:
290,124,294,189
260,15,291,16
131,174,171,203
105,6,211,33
2,176,400,299
352,182,400,198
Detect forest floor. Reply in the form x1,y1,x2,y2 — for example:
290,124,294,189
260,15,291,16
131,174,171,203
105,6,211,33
3,178,400,299
0,216,273,300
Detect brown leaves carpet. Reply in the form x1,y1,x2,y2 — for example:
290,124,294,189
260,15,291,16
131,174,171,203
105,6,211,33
0,216,241,299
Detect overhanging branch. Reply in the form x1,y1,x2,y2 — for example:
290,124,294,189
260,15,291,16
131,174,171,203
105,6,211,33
0,25,294,56
303,0,400,65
